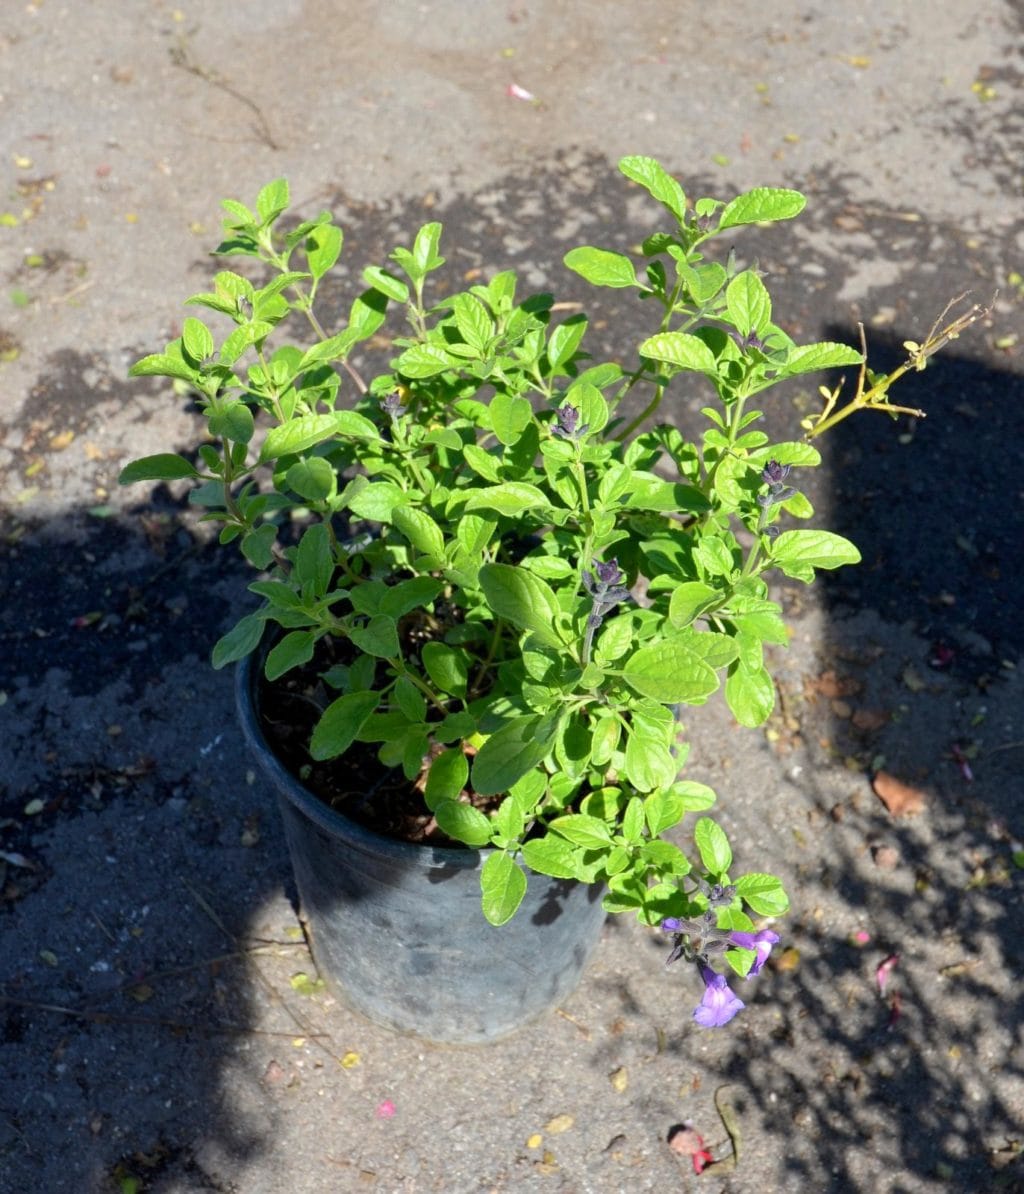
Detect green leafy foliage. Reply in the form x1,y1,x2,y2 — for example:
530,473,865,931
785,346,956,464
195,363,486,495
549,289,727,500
120,155,946,934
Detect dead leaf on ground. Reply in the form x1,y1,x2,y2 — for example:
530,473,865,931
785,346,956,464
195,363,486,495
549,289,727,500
872,771,926,817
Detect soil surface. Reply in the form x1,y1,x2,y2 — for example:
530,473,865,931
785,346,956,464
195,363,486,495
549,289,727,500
1,3,1022,1192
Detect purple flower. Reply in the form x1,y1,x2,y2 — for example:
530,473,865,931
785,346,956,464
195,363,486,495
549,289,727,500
757,458,797,511
551,403,589,441
693,964,745,1028
728,929,780,978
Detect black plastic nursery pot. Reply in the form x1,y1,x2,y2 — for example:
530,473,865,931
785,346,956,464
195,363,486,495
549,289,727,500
235,650,608,1044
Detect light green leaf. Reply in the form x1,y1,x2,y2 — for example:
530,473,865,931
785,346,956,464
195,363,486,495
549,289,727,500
718,187,806,229
472,715,556,796
464,481,550,516
781,341,864,375
670,780,717,812
736,872,790,916
362,266,409,303
490,393,533,446
305,223,342,281
181,317,214,363
694,816,732,875
478,563,563,647
770,529,861,579
725,663,776,727
435,800,492,848
639,331,718,376
623,640,719,704
547,314,588,369
548,813,613,849
396,344,455,378
286,457,335,502
260,413,341,462
345,481,406,521
725,271,772,336
521,835,578,880
392,506,445,559
668,582,720,628
563,246,639,289
480,852,528,926
618,155,687,221
256,178,290,226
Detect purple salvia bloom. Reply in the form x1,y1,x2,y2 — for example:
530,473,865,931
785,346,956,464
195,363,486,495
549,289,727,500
693,965,745,1028
728,929,780,978
551,404,590,441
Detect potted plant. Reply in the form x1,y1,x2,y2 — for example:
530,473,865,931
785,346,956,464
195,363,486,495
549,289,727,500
119,156,982,1043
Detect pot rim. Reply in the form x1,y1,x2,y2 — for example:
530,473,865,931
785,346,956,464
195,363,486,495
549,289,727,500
235,644,487,871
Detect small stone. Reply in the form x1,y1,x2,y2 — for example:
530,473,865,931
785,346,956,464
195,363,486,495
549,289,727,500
872,844,900,869
872,771,926,817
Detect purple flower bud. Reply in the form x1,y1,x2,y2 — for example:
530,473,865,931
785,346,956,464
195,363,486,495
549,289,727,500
380,391,407,421
728,929,780,978
761,460,791,487
728,328,768,354
551,404,590,441
693,965,745,1027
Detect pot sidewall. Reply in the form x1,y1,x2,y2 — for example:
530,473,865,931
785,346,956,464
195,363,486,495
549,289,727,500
236,646,606,1043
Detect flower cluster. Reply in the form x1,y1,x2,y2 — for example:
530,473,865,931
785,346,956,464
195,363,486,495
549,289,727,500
661,887,779,1027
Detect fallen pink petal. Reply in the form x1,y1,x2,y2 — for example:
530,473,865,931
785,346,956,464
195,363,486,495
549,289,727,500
506,82,536,101
876,953,900,994
376,1100,396,1119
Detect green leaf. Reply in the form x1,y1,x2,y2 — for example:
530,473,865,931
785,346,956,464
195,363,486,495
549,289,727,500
781,341,864,375
295,522,333,597
563,246,639,289
624,731,677,792
478,563,563,648
668,582,720,628
547,314,588,369
718,187,806,229
623,639,719,704
395,343,456,378
549,813,613,849
208,400,255,445
725,271,772,336
260,413,340,462
424,748,470,811
181,316,214,363
725,663,775,727
118,454,199,485
639,331,718,376
480,852,528,926
472,715,556,796
379,576,443,619
256,178,290,226
129,351,197,384
241,524,278,568
490,393,533,446
464,481,550,517
644,790,685,836
694,816,732,875
451,292,493,352
618,155,687,221
309,691,380,760
735,872,790,916
770,529,861,580
286,457,335,502
349,614,399,658
393,675,426,723
211,612,265,669
265,630,316,681
420,641,469,697
521,835,578,880
411,221,444,277
435,800,492,848
671,780,717,812
461,444,502,482
345,481,406,521
362,266,410,303
305,223,342,281
392,506,445,560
